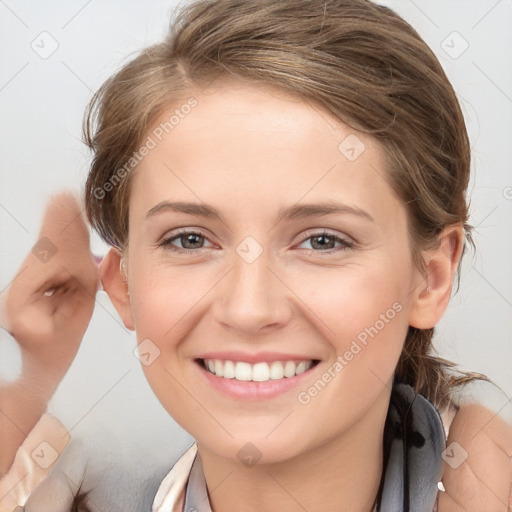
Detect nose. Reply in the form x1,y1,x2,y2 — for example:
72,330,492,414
211,244,293,336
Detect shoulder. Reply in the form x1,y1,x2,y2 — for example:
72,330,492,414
437,379,512,511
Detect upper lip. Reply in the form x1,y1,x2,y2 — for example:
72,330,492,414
195,351,320,364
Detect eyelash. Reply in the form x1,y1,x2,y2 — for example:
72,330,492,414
159,229,356,255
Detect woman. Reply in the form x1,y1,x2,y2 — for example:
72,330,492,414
82,0,512,510
17,0,512,510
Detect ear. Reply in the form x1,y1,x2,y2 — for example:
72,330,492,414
408,224,465,329
100,248,135,331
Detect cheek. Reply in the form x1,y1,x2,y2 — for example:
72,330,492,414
303,261,410,338
290,268,410,434
127,265,199,423
298,260,412,390
128,261,201,336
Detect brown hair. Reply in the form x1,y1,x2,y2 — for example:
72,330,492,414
84,0,485,409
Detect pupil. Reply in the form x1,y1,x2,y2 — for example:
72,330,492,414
183,234,201,248
313,235,333,250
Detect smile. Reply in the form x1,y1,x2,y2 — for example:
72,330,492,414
200,358,319,382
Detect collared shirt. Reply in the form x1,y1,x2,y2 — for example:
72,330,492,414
152,384,444,512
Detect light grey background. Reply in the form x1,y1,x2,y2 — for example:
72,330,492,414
1,0,511,453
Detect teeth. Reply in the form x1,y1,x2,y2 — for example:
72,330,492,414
235,362,252,381
295,361,306,375
284,361,296,378
214,359,224,377
203,359,314,381
223,360,235,379
252,362,270,382
269,361,284,380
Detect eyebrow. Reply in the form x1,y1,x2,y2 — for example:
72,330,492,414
145,201,375,223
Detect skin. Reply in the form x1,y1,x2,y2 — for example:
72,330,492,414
439,402,512,511
0,192,99,475
0,85,505,512
101,79,465,512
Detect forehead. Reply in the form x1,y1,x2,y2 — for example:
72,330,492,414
130,79,402,226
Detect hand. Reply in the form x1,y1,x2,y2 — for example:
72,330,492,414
2,191,99,371
0,191,100,474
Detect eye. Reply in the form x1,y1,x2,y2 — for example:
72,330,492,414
159,229,215,253
297,231,355,253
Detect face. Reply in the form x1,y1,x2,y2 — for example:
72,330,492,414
114,80,427,464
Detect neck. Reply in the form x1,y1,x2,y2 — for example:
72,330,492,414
198,386,390,512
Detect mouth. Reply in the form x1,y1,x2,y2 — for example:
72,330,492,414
197,358,321,382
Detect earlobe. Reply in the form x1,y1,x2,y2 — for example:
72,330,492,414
408,225,465,329
100,248,135,331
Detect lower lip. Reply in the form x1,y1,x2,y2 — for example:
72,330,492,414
195,360,319,401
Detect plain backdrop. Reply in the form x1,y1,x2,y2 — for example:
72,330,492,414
1,0,511,458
